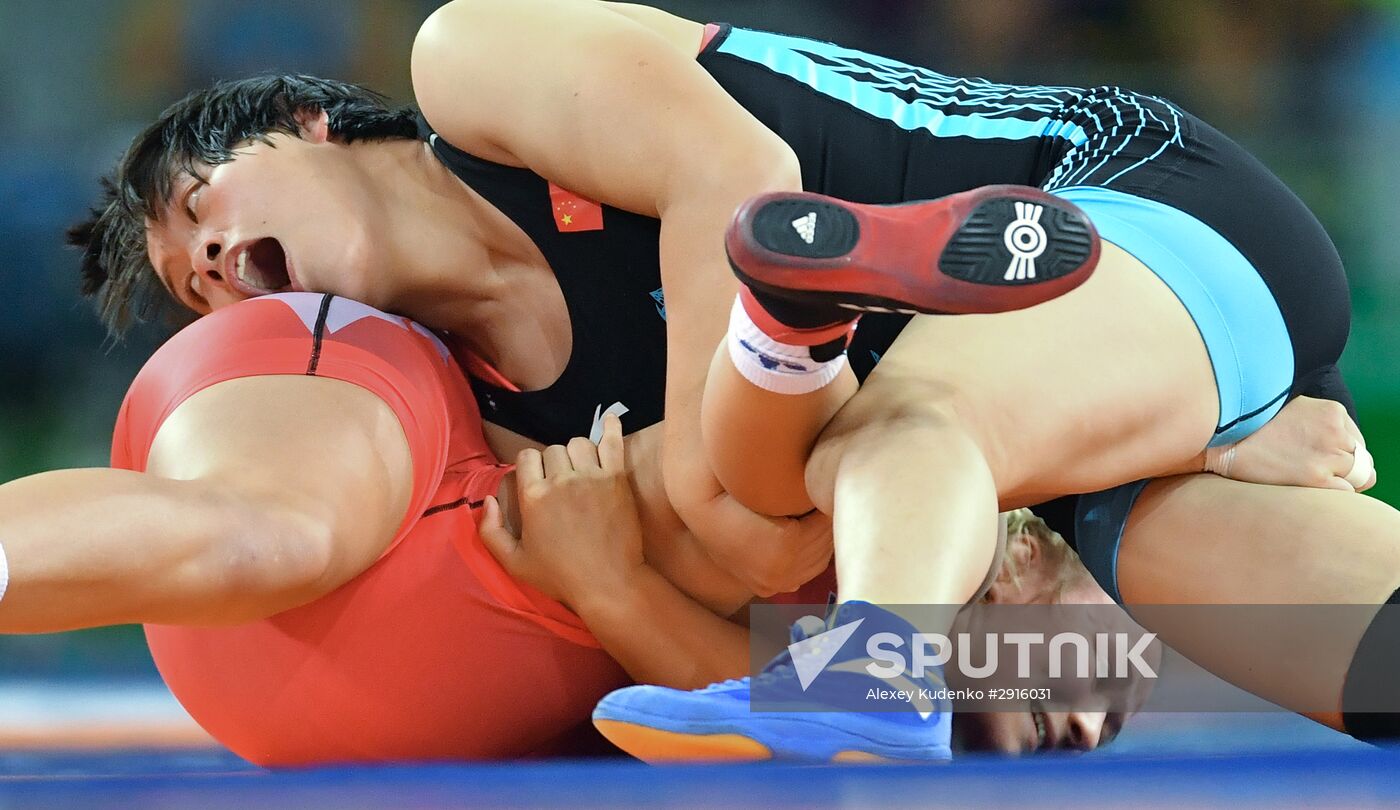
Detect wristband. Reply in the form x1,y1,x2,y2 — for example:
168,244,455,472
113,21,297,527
1204,443,1237,478
0,541,8,605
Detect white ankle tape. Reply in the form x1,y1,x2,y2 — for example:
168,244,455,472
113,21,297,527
0,542,9,606
727,296,847,395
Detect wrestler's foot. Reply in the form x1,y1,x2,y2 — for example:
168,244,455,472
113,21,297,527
592,602,952,764
726,185,1100,326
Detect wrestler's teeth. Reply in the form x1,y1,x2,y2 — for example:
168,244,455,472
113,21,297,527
236,250,251,286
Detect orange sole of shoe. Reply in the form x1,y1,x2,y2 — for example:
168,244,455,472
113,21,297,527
594,720,945,765
830,750,944,765
593,720,773,763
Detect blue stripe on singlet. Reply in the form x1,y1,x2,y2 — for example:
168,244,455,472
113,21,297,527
1050,186,1294,445
717,28,1090,146
1042,90,1186,191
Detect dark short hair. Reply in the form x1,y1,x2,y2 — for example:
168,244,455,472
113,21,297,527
69,74,420,334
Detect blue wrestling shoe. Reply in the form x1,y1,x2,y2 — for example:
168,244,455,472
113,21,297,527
592,601,952,763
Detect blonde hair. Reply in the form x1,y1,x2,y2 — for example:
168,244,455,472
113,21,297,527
1000,508,1090,599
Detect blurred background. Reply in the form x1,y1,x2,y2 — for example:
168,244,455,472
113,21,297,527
0,0,1396,754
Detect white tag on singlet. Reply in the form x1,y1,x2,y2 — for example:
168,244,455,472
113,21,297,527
589,402,631,445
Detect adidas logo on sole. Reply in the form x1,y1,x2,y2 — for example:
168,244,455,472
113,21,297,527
792,212,817,244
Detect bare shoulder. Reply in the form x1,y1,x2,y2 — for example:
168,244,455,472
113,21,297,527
603,2,705,49
411,0,702,160
414,0,701,64
411,0,793,213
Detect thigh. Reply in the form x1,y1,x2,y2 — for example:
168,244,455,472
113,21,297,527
1115,474,1400,726
820,239,1219,503
1120,115,1352,394
1048,103,1348,447
1121,477,1400,605
818,101,1347,513
1052,102,1351,411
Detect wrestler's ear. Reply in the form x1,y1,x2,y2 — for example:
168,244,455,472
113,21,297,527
1013,528,1040,565
294,108,332,144
999,529,1037,579
983,529,1036,604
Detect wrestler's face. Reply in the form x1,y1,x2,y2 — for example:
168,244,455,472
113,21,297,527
952,530,1138,755
954,706,1124,755
146,110,383,315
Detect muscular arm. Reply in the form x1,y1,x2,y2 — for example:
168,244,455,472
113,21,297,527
0,376,412,632
575,569,751,689
413,0,814,589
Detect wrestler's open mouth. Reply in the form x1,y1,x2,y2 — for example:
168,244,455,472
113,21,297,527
233,237,293,293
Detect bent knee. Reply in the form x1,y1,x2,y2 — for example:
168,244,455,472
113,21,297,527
804,377,1012,511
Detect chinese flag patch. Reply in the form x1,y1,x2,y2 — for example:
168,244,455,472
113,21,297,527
549,183,605,232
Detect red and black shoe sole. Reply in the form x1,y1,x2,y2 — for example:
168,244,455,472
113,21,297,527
725,185,1101,316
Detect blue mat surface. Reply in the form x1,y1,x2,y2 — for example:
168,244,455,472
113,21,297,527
3,746,1398,810
0,676,1388,808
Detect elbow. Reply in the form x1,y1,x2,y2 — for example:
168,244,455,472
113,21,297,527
660,135,801,219
738,117,803,193
713,139,802,202
751,140,802,193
